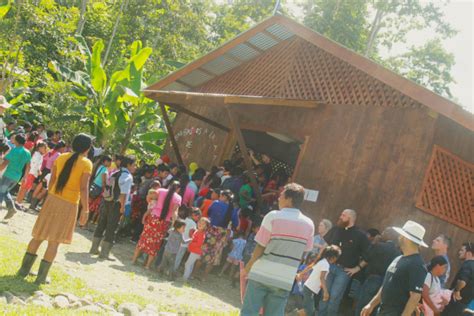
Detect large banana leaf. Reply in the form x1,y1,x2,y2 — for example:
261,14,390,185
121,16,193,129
91,40,107,94
138,131,167,142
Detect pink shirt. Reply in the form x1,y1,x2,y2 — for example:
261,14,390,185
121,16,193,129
182,186,195,207
151,188,182,221
44,151,60,170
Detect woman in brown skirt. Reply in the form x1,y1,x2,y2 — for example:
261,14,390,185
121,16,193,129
17,134,93,284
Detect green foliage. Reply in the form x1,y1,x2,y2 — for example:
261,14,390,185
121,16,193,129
301,0,457,98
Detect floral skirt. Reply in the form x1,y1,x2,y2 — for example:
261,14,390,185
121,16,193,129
202,226,228,266
137,216,170,256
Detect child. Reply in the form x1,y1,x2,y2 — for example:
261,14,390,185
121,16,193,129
302,245,341,316
175,207,200,271
242,223,260,264
183,217,210,282
157,220,186,280
220,232,246,278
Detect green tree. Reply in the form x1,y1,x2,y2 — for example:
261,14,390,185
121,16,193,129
300,0,458,98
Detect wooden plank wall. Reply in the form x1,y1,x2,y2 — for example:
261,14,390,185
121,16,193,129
165,103,474,278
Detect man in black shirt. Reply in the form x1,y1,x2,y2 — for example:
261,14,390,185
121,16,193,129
353,228,401,316
442,242,474,315
361,220,428,316
319,209,370,316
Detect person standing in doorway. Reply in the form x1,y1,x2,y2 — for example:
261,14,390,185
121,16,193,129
431,234,452,288
361,220,428,316
17,134,92,284
90,155,135,260
318,209,370,316
241,183,314,316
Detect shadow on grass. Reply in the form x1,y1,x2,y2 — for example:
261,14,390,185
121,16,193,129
0,275,40,297
64,251,99,265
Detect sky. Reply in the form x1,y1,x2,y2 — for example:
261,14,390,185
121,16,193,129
283,0,473,112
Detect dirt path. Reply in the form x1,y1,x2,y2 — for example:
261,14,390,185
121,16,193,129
0,209,240,314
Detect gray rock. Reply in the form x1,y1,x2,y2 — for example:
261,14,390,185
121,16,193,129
79,298,94,306
31,299,52,308
59,292,79,304
69,301,82,309
0,296,7,305
110,313,125,316
33,290,46,298
158,312,177,316
83,294,94,302
96,302,116,312
53,295,70,309
118,302,141,316
139,310,158,316
77,305,102,313
3,291,14,303
147,285,154,292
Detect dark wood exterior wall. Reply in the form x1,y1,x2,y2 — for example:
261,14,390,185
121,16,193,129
159,25,473,277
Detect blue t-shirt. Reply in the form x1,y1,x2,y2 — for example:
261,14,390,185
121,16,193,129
4,146,31,182
208,201,239,228
93,165,108,187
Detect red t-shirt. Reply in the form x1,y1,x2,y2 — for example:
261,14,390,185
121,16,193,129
188,230,205,255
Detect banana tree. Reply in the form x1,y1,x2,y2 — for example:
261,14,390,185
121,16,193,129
49,38,167,155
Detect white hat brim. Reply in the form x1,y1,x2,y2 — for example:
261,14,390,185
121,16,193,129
393,226,428,248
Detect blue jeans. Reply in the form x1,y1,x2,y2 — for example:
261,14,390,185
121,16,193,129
355,275,383,316
0,176,17,210
318,264,351,316
241,279,290,316
303,286,320,316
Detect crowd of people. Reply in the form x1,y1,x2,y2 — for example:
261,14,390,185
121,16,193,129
0,96,472,316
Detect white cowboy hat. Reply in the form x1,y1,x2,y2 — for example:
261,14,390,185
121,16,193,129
0,95,11,109
393,220,428,247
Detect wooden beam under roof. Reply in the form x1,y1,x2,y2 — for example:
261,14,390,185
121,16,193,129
146,90,322,109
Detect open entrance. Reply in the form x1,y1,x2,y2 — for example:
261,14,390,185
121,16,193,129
232,129,304,179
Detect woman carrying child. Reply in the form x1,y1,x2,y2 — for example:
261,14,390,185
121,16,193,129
16,140,47,204
132,181,182,269
302,245,342,316
88,155,112,224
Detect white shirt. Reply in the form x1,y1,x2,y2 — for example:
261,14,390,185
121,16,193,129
424,272,441,296
304,258,330,294
181,217,197,246
29,151,44,177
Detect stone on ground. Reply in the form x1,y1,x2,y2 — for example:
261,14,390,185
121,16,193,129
53,295,70,308
118,302,141,316
77,304,103,313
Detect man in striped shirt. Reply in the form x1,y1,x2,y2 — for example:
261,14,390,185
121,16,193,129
241,183,315,316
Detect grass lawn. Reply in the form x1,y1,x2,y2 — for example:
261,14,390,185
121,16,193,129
0,236,237,315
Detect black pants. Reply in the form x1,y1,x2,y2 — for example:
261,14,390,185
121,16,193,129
441,297,467,316
94,200,121,243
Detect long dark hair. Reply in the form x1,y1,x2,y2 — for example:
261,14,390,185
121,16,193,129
161,181,180,220
55,134,92,193
221,189,234,227
91,155,112,181
178,173,190,198
427,255,448,272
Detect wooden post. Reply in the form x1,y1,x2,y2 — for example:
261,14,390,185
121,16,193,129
218,130,236,165
225,105,263,211
160,103,184,166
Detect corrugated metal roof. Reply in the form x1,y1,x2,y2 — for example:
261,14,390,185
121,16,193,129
201,55,241,75
161,22,295,91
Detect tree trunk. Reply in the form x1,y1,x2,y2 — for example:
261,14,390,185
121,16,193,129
103,0,128,66
364,7,384,57
76,0,88,35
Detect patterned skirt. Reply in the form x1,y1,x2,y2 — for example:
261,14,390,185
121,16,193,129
137,216,170,256
201,226,228,266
